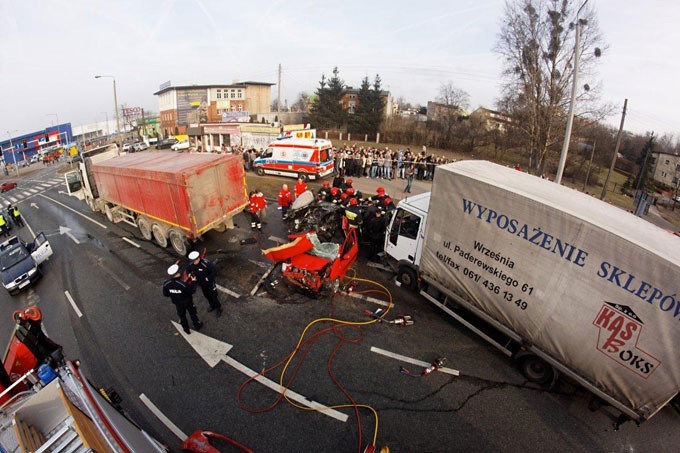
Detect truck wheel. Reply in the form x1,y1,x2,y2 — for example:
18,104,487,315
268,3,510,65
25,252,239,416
397,266,418,291
152,224,168,248
256,167,265,176
519,355,554,385
168,229,187,256
137,217,153,241
298,173,309,182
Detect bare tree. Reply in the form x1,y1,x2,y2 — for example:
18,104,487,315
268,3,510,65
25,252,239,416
291,92,310,112
495,0,605,173
436,82,470,109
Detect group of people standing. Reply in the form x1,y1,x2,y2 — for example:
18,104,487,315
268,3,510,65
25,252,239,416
0,204,23,237
163,250,223,334
334,145,450,183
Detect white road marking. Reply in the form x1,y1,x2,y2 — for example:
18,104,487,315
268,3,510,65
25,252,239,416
343,291,390,307
8,197,17,203
222,355,349,422
38,183,50,189
39,193,108,229
249,263,277,296
122,237,140,248
27,189,38,194
139,394,188,441
216,284,240,298
64,291,83,318
25,220,36,239
370,346,460,376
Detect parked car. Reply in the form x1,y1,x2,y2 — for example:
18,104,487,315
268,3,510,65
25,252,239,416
0,234,52,295
148,137,159,147
133,142,149,152
122,143,132,152
156,138,178,149
1,182,17,193
69,154,83,164
30,155,41,164
171,139,191,151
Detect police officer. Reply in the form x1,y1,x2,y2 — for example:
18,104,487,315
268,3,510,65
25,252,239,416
10,204,23,227
163,263,203,334
0,211,8,237
186,251,222,317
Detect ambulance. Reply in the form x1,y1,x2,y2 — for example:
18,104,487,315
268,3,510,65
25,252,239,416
253,137,334,181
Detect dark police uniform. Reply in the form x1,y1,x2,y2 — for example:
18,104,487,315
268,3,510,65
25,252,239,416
163,275,202,333
187,258,222,315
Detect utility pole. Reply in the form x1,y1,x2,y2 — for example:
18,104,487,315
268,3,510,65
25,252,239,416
600,98,627,200
555,0,589,184
277,63,282,114
582,140,596,192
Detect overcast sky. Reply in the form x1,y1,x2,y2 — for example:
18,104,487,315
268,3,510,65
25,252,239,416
1,0,678,139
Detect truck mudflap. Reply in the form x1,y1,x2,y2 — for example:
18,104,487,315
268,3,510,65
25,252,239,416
421,276,644,421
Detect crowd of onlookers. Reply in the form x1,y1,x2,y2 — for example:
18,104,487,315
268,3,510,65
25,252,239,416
332,145,451,181
227,143,452,181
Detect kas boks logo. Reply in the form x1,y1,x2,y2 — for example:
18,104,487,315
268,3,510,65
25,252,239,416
593,303,660,379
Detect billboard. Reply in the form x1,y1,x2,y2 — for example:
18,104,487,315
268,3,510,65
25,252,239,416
177,89,208,125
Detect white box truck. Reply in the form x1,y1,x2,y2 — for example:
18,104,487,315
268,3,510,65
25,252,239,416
384,160,680,421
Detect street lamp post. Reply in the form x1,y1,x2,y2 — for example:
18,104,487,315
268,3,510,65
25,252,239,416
102,112,110,137
555,0,589,184
95,75,122,147
6,130,19,176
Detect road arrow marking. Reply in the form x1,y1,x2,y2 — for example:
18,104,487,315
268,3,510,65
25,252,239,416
172,321,348,422
370,346,460,376
58,190,67,195
59,225,80,244
30,202,38,209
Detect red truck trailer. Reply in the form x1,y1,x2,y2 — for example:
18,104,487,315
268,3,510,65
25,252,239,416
66,147,248,255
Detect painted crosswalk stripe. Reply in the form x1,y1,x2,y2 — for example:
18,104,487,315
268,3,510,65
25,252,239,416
27,189,38,194
8,197,17,203
38,184,50,189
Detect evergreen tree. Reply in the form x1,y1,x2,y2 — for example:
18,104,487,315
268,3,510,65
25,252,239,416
310,67,346,130
349,77,372,134
369,74,386,133
634,133,656,191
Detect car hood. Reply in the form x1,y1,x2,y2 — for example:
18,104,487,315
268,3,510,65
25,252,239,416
2,257,35,285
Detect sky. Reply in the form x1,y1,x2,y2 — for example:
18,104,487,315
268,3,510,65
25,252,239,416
1,0,678,140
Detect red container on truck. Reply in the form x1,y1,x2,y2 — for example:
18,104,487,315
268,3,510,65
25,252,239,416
65,146,248,255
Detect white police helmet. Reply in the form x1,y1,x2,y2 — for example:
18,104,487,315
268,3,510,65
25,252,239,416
167,264,180,276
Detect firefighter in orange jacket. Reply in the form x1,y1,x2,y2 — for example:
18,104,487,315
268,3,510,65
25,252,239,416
294,177,308,198
249,191,261,231
278,184,293,219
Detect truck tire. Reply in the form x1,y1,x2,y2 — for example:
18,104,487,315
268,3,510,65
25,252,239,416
298,173,309,182
168,229,187,256
152,223,168,248
519,355,554,385
137,217,153,241
397,266,418,291
256,167,265,176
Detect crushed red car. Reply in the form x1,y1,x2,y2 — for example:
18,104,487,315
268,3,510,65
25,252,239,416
263,227,359,296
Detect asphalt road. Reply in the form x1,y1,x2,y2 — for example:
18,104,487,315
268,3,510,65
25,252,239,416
1,163,678,452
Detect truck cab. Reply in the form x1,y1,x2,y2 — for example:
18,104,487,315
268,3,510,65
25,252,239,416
384,193,430,289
